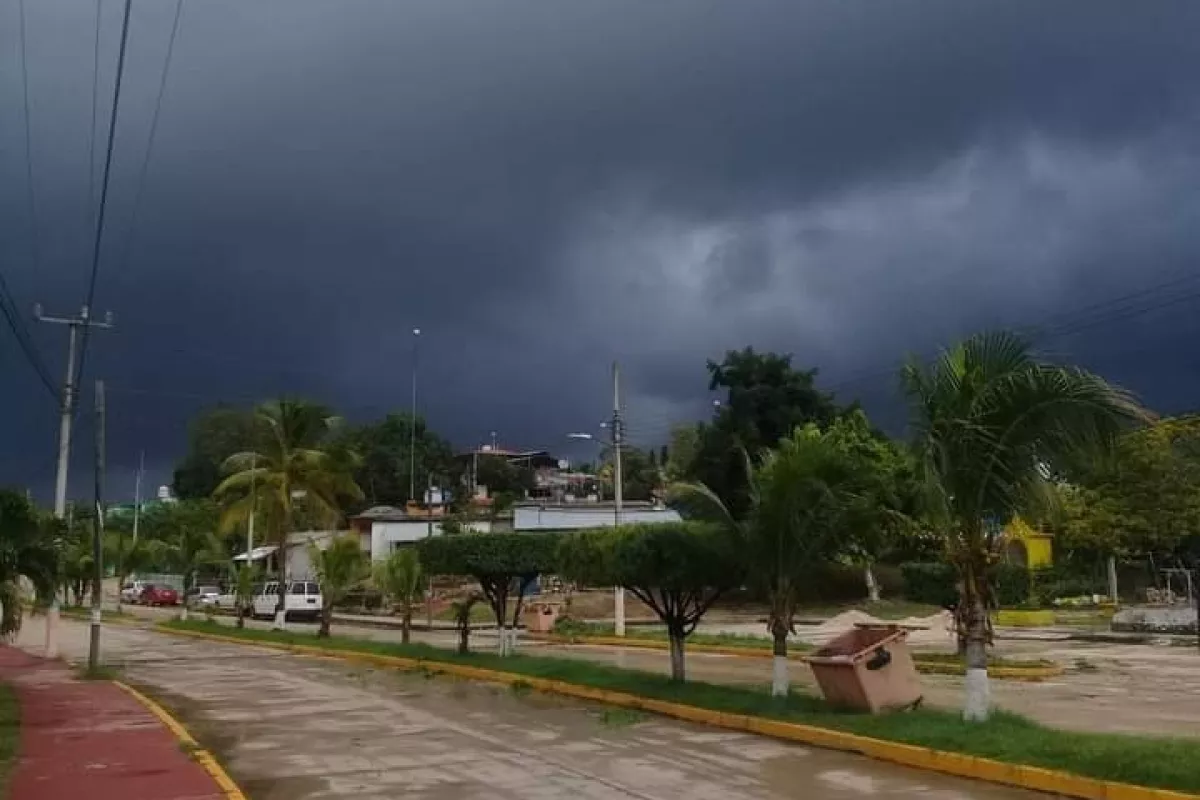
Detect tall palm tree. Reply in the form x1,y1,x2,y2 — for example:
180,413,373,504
309,535,368,637
213,400,363,630
374,548,423,644
0,490,59,637
669,426,869,697
901,331,1147,721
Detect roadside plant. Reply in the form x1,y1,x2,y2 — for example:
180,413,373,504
309,535,368,637
373,548,423,644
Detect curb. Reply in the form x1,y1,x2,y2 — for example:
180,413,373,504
114,680,247,800
529,633,1064,682
156,625,1193,800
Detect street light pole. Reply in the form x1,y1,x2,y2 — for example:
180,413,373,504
409,328,420,504
611,362,625,637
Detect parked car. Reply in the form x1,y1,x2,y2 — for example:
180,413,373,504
252,581,321,621
187,585,222,608
120,581,147,604
139,584,180,607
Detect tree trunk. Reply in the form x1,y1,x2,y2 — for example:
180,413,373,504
180,605,189,622
962,597,990,721
865,563,881,604
771,628,789,697
318,605,331,638
274,577,288,631
667,633,686,682
401,607,412,645
236,604,245,629
1107,555,1119,607
458,626,469,654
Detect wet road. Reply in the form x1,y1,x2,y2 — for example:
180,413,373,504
16,619,1039,800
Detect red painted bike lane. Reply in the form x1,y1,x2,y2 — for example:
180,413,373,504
0,647,225,800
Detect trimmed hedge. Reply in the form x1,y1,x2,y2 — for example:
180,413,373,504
900,562,1032,608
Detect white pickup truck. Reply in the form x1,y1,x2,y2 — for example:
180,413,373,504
252,581,322,622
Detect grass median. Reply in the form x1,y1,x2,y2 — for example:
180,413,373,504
162,618,1197,792
0,682,18,798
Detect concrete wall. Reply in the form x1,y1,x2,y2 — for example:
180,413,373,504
513,505,681,532
369,519,490,560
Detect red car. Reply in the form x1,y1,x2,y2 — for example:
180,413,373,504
139,584,180,607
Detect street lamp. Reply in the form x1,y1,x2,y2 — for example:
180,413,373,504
409,328,421,502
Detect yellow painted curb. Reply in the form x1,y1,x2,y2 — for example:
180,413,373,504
530,633,1065,682
155,625,1194,800
114,680,247,800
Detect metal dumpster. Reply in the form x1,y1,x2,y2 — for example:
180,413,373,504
807,625,923,713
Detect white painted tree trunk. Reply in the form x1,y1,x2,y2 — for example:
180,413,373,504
963,635,991,721
497,625,509,656
273,608,287,631
865,564,881,604
771,656,789,697
667,634,686,681
44,600,59,659
179,605,189,622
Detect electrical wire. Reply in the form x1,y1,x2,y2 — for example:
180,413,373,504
0,273,59,399
74,0,134,395
17,0,42,280
88,0,103,214
115,0,185,272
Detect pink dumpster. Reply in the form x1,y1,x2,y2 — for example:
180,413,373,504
806,625,923,713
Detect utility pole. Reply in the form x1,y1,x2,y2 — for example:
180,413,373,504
409,327,420,503
611,361,625,637
131,450,144,543
88,379,106,672
426,472,434,630
35,303,113,658
247,453,257,559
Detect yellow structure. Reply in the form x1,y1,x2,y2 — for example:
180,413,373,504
1002,517,1053,568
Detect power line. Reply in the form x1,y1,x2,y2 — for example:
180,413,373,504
0,275,58,398
75,0,134,394
88,0,103,214
116,0,185,271
17,0,45,294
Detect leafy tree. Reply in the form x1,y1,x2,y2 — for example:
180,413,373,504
901,331,1145,721
0,490,60,636
213,399,363,629
105,532,169,611
451,592,483,654
692,348,841,518
557,522,740,681
309,535,368,637
1059,417,1200,560
474,455,534,500
665,424,702,481
166,522,227,622
618,447,663,502
418,532,560,655
342,413,457,508
374,548,423,644
172,406,259,499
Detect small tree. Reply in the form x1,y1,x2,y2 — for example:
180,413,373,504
309,535,368,637
374,548,423,644
0,491,59,637
418,532,560,655
233,563,261,629
557,522,740,682
451,592,483,654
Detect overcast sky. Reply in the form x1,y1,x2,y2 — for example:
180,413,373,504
3,1,1200,503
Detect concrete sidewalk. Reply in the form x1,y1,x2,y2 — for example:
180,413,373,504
0,646,226,800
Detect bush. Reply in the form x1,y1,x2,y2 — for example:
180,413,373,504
900,562,1031,608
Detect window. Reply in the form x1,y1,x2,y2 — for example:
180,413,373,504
289,582,307,595
305,582,320,595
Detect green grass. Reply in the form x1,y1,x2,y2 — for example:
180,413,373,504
161,618,1199,792
552,621,1050,668
73,663,123,681
0,682,17,797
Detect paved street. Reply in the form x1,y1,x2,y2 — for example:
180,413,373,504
17,618,1037,800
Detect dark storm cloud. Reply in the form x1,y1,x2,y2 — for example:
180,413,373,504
3,0,1200,499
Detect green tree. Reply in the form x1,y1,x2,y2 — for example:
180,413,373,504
474,455,534,502
557,522,740,682
232,563,262,629
665,424,702,481
342,413,457,508
418,532,560,655
0,491,60,636
619,447,663,502
309,535,368,637
901,331,1145,721
172,406,259,499
693,348,841,518
373,548,423,644
213,399,363,629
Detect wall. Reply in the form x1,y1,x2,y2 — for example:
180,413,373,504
369,519,490,560
513,505,681,532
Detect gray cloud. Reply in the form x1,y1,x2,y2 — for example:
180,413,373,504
3,0,1200,500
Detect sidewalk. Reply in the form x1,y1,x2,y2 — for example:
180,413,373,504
0,646,226,800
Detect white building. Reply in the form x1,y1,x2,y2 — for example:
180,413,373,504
513,502,681,532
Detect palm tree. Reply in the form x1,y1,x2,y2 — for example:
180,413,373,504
232,562,261,629
213,400,363,630
374,548,423,644
0,490,60,638
169,528,227,622
309,535,367,637
901,331,1146,721
450,592,483,654
669,427,868,697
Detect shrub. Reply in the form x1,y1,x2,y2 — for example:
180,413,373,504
900,562,1031,608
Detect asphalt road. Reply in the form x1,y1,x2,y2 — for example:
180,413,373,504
15,617,1038,800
